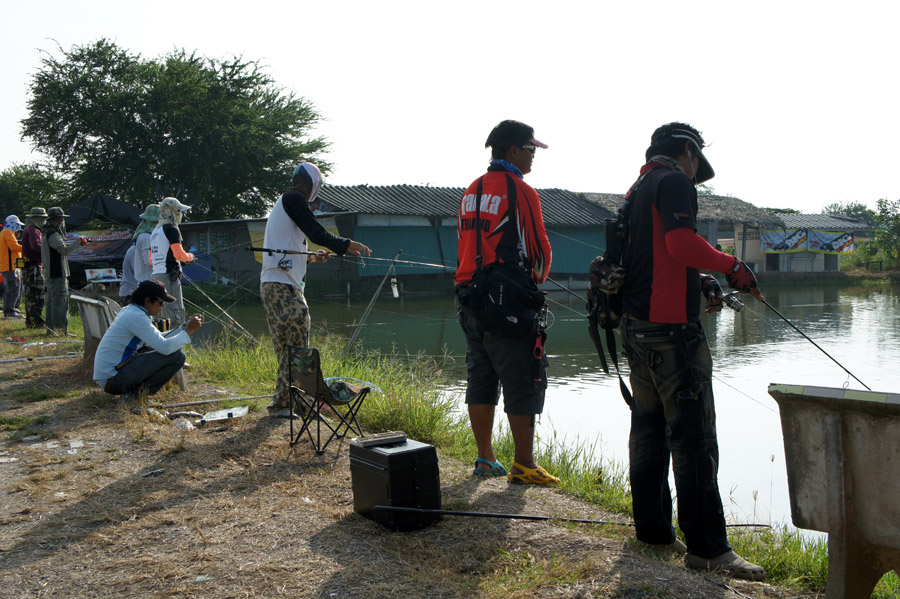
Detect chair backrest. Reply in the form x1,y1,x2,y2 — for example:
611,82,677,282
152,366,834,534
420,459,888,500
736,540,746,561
290,346,371,407
71,294,117,361
288,346,335,404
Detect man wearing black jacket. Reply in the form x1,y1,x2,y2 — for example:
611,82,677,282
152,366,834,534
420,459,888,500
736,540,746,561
620,123,764,580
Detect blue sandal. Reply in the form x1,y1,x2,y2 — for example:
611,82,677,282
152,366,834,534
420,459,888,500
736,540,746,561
473,458,508,477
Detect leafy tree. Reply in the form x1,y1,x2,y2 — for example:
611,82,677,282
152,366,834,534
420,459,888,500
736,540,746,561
873,198,900,267
821,200,873,224
21,39,328,220
0,163,68,217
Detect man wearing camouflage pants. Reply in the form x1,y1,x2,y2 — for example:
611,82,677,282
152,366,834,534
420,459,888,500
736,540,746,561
260,162,370,418
20,207,47,328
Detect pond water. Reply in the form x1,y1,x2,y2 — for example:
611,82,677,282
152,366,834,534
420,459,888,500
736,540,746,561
196,281,900,529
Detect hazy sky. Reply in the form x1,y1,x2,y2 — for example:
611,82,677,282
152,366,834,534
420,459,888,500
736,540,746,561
2,1,897,213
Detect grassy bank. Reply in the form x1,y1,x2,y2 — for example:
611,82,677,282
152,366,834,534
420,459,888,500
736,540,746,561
3,313,898,596
184,329,899,597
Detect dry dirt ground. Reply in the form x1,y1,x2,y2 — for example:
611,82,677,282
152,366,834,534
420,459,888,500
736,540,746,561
0,356,820,599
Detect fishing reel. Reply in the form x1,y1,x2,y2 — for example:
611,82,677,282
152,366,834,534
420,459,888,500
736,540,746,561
721,291,744,312
277,256,293,271
701,274,743,313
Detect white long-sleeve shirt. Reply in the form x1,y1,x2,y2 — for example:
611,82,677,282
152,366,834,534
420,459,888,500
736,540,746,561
93,303,191,383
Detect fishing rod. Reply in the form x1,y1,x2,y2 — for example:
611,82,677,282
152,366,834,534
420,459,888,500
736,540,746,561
341,251,402,360
759,297,871,391
181,272,259,345
545,276,586,302
373,506,770,528
246,247,455,271
0,354,82,364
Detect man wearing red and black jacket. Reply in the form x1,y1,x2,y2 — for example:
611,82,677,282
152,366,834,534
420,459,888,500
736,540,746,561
455,120,558,486
620,123,764,580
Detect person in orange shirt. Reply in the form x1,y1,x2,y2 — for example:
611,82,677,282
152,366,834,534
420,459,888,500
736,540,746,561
454,120,556,485
1,215,25,318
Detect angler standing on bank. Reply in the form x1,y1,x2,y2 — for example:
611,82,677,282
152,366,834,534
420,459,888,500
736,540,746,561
20,208,47,328
260,162,370,418
42,207,88,334
617,123,764,580
151,197,193,327
454,120,557,485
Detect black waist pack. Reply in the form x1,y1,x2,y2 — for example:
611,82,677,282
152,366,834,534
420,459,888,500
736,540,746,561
468,262,545,338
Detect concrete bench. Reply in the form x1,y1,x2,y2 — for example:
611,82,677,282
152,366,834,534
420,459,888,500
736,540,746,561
769,383,900,598
71,294,185,391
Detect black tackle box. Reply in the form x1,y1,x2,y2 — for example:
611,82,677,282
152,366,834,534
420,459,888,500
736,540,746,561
349,437,442,531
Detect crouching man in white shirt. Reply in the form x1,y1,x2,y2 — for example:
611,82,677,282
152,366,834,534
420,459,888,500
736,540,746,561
93,279,204,397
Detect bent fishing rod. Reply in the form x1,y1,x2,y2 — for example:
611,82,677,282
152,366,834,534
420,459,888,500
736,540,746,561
246,247,455,271
758,297,870,390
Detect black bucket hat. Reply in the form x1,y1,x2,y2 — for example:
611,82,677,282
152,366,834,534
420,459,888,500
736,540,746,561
651,125,714,183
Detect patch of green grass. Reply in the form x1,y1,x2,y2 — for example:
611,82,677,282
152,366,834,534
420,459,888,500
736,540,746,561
0,414,49,431
480,549,595,597
730,524,828,591
12,387,72,403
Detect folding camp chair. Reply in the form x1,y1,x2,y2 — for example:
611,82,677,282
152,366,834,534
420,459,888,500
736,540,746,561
287,346,370,454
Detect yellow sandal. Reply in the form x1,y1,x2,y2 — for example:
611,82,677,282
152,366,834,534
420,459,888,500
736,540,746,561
507,462,560,485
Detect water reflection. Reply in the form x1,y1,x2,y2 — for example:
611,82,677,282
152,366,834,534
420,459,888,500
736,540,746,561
199,281,900,529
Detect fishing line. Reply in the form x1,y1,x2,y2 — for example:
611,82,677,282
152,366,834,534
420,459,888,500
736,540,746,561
758,297,870,390
545,228,605,251
545,277,588,303
711,374,777,413
181,272,258,345
341,251,402,360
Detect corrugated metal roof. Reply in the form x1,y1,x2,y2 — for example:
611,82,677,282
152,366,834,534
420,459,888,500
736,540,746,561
780,213,873,231
317,184,615,226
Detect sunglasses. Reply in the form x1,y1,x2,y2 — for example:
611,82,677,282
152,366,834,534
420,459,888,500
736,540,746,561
519,144,537,155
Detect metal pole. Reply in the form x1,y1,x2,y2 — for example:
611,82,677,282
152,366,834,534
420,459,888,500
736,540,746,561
374,505,632,526
0,354,82,364
372,506,770,528
148,395,271,409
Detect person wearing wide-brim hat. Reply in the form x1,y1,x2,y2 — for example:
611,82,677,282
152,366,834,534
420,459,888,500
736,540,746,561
41,206,88,334
121,204,161,304
21,207,49,328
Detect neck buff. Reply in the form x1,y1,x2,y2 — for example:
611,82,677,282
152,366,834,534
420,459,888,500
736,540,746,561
624,155,686,200
133,216,158,239
489,159,524,180
158,198,184,227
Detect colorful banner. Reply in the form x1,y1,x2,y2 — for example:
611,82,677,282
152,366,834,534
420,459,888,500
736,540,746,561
68,229,133,264
761,228,808,253
808,229,854,254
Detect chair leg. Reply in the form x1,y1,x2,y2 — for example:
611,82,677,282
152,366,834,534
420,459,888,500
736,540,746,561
327,389,369,440
290,387,344,454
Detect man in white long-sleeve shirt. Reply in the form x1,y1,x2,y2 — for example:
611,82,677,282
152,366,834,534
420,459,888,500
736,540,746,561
94,279,204,397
